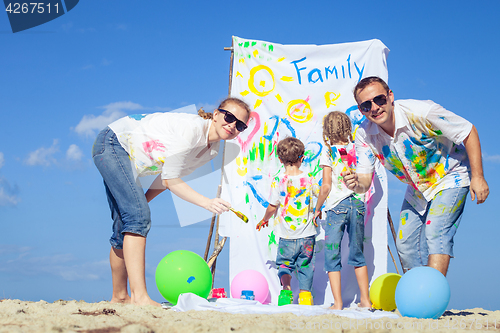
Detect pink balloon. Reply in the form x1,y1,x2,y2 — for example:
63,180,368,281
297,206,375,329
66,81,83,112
230,269,269,304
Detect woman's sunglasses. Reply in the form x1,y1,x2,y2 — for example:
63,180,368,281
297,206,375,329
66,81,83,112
218,109,248,132
358,94,388,113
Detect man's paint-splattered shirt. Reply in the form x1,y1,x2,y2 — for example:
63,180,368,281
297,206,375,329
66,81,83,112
355,99,471,215
269,173,319,239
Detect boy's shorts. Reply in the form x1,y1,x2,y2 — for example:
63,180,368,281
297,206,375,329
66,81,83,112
276,235,315,291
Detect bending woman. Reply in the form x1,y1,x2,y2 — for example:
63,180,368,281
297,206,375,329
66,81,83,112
92,97,251,306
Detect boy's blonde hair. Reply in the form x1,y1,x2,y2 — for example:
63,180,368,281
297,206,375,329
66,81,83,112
277,137,305,166
322,111,353,153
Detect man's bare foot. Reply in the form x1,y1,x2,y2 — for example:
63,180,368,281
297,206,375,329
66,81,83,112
329,303,343,310
110,295,131,304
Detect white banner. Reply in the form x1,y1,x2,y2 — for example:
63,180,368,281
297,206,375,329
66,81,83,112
220,36,389,306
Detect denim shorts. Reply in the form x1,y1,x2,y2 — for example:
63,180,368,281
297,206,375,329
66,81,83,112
396,186,469,269
324,195,366,272
92,127,151,249
276,235,316,291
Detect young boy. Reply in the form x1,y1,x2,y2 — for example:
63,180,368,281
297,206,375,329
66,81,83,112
314,111,371,310
257,137,318,297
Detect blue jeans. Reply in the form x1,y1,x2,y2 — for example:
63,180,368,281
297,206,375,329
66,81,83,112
324,195,366,272
396,186,469,269
276,235,315,291
92,127,151,249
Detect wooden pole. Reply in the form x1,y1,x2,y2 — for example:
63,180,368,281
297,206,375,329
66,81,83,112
387,208,406,273
204,185,222,261
204,39,234,285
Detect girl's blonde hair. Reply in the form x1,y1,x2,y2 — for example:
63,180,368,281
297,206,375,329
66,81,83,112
322,111,353,154
197,97,251,119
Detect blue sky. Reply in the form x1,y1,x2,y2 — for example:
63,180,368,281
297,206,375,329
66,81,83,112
0,1,499,310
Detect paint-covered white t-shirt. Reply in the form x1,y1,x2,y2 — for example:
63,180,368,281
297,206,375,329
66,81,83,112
355,99,472,214
319,142,365,211
269,173,319,239
108,105,220,179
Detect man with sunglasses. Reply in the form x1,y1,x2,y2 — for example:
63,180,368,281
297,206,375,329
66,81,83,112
342,76,489,277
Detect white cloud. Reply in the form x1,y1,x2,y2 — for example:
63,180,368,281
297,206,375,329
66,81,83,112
0,248,108,281
483,153,500,163
0,178,20,206
66,144,83,161
25,139,59,166
74,101,144,137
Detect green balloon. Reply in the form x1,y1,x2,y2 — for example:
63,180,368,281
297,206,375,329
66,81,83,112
155,250,212,305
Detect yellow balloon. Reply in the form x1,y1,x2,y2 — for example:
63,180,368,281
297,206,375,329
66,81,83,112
369,273,401,311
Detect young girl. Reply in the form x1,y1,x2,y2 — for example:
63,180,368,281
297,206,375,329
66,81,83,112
92,97,251,307
314,111,371,310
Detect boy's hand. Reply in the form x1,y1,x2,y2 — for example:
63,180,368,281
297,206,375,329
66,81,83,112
256,219,269,231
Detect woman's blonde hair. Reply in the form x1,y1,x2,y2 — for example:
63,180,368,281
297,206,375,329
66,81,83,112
322,111,353,154
198,97,252,120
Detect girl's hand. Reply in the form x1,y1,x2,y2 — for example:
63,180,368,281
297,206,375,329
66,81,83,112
204,198,230,214
256,219,269,231
313,210,321,227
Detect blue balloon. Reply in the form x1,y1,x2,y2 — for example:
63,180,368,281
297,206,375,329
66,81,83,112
395,267,450,319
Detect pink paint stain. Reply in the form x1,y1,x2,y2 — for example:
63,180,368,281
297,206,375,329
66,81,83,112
426,220,431,225
142,140,166,160
237,112,260,152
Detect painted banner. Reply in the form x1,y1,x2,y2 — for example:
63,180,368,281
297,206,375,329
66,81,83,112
219,36,389,306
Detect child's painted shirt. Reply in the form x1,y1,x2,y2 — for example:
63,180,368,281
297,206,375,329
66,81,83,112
319,142,365,211
108,105,219,179
269,173,319,239
356,99,472,214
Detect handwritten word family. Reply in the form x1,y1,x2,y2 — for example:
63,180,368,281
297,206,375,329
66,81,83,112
291,55,365,85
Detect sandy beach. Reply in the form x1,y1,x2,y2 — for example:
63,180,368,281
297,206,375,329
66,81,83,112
0,299,498,333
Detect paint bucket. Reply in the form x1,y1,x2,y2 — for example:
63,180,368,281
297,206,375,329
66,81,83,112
278,290,293,306
298,291,313,305
240,290,255,300
211,288,227,299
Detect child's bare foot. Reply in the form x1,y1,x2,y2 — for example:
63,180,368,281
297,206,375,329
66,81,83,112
329,303,343,310
358,299,372,309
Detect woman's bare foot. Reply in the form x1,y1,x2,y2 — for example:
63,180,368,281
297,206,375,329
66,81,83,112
110,295,131,304
132,296,162,307
329,302,343,310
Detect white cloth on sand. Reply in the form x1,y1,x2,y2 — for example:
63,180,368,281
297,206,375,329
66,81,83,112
171,293,399,319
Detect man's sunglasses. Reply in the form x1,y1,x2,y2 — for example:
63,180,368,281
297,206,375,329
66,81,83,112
218,109,248,132
358,94,389,113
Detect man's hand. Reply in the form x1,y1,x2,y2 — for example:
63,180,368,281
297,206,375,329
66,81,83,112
470,176,489,204
342,170,359,191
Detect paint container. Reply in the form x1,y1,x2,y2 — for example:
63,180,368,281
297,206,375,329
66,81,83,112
211,288,227,299
298,291,314,305
240,290,255,300
278,290,293,306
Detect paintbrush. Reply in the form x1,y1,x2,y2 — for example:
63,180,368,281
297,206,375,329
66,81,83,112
229,207,249,223
338,148,351,174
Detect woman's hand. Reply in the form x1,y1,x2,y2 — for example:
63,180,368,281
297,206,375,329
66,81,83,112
203,198,231,214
